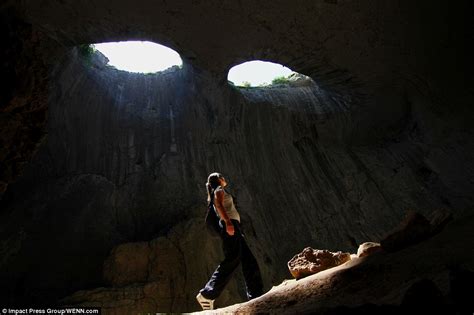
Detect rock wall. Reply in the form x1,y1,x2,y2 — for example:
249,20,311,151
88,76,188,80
0,0,473,311
2,44,473,309
0,6,49,195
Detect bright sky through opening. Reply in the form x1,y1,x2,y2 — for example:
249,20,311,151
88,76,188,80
93,41,182,73
228,60,294,86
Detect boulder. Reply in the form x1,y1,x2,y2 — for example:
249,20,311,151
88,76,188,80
103,242,151,286
357,242,382,258
103,237,183,287
287,247,351,279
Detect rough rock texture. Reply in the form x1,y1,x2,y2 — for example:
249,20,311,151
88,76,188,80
202,215,474,314
287,247,351,279
356,242,382,258
57,218,242,313
0,0,473,312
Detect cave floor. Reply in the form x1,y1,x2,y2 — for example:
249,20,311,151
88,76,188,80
196,214,474,314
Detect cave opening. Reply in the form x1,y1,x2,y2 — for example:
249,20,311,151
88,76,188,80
227,60,313,87
90,40,183,74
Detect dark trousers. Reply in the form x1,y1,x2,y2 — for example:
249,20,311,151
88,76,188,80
200,219,263,300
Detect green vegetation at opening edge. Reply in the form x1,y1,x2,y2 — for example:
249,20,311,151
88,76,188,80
233,74,294,88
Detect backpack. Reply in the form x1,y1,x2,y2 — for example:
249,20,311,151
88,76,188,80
205,191,221,237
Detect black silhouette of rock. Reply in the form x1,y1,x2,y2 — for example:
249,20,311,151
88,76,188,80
428,209,453,236
380,211,432,252
381,210,454,252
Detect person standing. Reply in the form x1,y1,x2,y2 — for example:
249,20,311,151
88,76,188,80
196,172,263,310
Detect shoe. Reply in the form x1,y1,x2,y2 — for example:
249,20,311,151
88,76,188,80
246,290,263,301
196,292,215,310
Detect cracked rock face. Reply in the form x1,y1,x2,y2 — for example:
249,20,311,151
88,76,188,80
0,0,473,312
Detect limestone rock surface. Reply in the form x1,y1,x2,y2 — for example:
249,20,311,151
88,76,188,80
202,215,474,314
287,247,351,279
58,218,245,313
356,242,382,258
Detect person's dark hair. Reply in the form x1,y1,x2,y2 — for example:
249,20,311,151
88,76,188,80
207,172,223,202
206,172,239,207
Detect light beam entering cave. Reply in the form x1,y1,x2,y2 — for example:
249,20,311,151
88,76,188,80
93,41,182,73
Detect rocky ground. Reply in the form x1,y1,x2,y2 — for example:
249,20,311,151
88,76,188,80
57,212,473,314
196,214,474,314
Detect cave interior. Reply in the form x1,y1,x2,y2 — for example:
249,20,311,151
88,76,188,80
0,0,473,313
